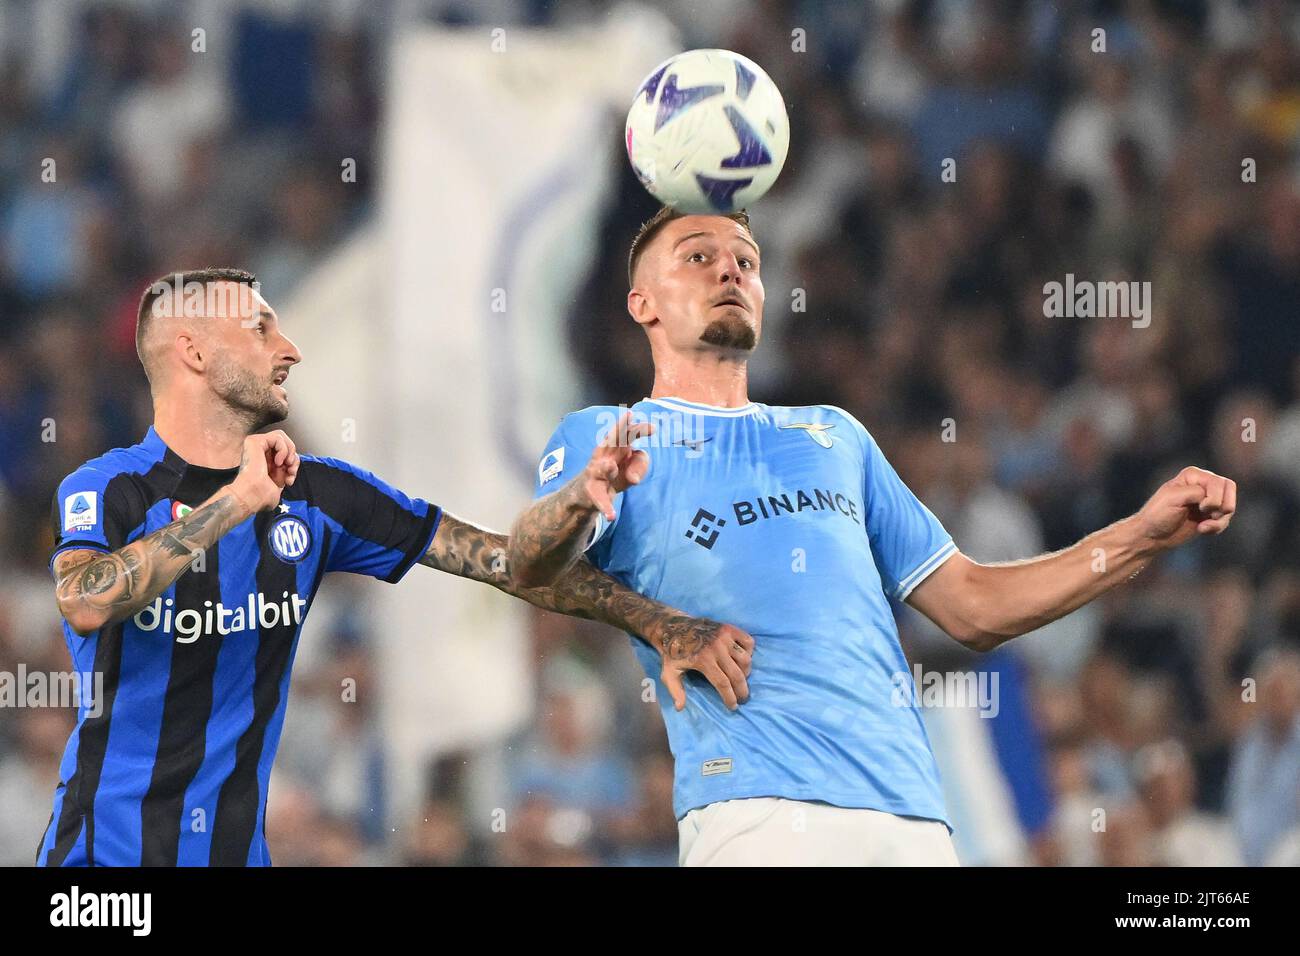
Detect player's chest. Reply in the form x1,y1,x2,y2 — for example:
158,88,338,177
624,422,867,551
132,498,325,572
647,418,862,488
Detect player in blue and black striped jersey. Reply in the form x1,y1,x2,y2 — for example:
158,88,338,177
40,267,754,867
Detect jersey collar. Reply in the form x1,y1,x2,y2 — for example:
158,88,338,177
643,396,760,418
142,426,168,457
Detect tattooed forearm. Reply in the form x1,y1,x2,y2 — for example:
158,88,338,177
422,511,711,653
54,494,245,635
506,477,601,589
419,512,511,581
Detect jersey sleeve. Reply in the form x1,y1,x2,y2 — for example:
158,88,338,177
532,409,624,551
302,457,442,583
49,464,132,569
851,416,957,600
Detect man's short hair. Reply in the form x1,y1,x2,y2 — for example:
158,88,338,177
627,206,753,287
135,267,258,377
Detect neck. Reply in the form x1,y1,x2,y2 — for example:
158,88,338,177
152,389,253,469
649,349,750,408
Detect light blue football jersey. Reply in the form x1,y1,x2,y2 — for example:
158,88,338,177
533,396,957,825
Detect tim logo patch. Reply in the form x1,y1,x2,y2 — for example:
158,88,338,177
702,757,733,777
64,492,98,532
538,447,565,485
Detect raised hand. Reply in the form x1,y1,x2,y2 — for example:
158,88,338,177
231,430,300,514
580,410,654,521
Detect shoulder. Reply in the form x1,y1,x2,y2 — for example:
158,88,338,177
762,403,871,448
555,405,625,436
543,405,626,452
296,454,366,478
293,454,397,501
56,439,162,498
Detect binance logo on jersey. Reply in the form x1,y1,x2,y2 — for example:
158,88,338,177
686,488,861,548
685,508,726,550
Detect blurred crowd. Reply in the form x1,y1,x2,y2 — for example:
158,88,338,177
2,0,1299,866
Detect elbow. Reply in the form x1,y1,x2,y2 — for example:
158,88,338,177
62,606,106,637
512,563,556,590
953,628,1003,654
945,592,1010,653
505,542,559,590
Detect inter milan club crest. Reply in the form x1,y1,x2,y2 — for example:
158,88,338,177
268,512,312,564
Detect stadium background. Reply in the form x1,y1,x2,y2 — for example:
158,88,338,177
1,0,1299,867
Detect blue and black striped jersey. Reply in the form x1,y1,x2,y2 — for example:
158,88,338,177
38,427,440,866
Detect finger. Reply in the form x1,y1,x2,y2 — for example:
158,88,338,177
588,482,616,522
623,421,655,445
625,450,650,485
715,650,749,705
1222,479,1237,517
601,411,636,448
730,641,752,677
1198,476,1226,514
661,669,686,712
725,627,755,654
1197,515,1232,535
1168,484,1207,509
700,659,739,710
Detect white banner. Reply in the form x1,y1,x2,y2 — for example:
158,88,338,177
374,8,677,834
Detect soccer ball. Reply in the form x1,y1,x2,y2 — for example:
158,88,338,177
625,49,790,214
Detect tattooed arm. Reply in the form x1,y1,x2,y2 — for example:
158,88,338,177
52,431,300,636
509,411,652,589
421,511,754,710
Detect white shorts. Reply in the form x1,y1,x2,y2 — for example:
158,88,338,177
678,798,960,866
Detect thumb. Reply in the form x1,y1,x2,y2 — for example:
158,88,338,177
1165,483,1207,509
661,668,686,712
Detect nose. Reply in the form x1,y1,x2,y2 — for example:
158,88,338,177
717,251,745,286
280,334,303,367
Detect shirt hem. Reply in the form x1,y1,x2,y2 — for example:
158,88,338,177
675,786,952,833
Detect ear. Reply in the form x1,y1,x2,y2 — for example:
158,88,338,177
627,287,654,328
175,331,205,374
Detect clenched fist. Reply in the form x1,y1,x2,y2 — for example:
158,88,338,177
1135,466,1237,551
228,430,300,516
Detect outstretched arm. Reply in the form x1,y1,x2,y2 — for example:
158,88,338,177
53,431,300,636
908,466,1236,652
420,511,753,710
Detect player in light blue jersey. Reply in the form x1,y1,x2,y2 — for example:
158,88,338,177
508,206,1237,866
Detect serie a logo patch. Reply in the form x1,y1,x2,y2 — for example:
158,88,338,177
268,514,312,563
64,492,98,532
538,447,565,485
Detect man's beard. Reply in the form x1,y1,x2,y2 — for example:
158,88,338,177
210,360,288,432
699,313,757,351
